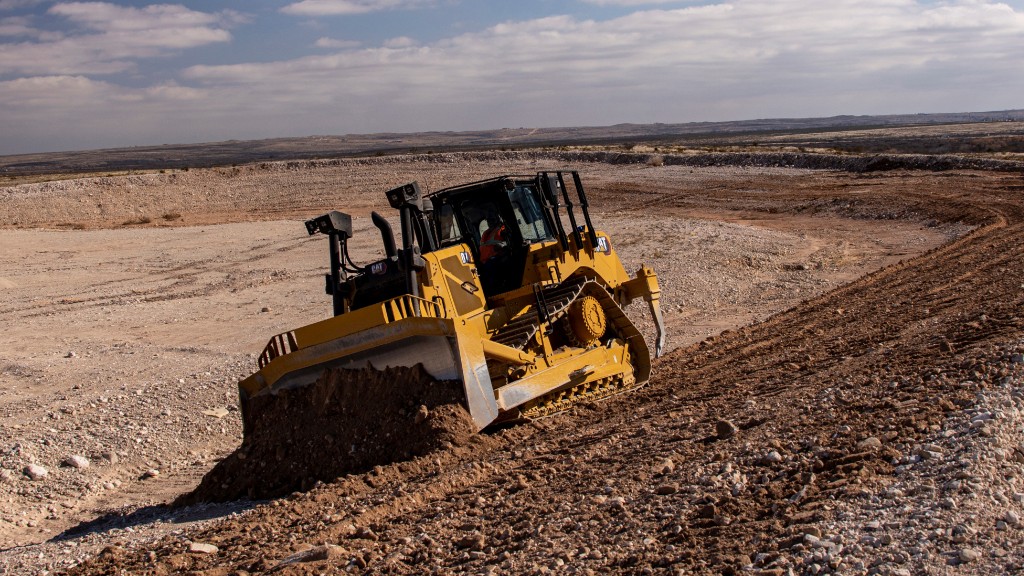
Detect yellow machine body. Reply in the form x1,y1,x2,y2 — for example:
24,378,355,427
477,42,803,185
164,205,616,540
239,172,665,431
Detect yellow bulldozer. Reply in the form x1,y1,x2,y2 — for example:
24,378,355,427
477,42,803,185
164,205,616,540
238,171,665,432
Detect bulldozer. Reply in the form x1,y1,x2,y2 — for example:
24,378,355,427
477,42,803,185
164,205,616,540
238,171,665,432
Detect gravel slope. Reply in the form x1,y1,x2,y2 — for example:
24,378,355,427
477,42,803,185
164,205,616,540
1,152,1018,575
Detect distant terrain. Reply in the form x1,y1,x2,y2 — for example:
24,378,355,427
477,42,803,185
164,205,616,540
2,109,1023,180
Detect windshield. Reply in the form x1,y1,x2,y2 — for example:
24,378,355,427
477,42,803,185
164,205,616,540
436,203,462,244
508,184,552,243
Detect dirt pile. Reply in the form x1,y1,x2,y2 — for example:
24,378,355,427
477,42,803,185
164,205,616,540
181,365,476,503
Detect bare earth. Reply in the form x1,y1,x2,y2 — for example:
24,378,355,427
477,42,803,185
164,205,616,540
1,151,1022,575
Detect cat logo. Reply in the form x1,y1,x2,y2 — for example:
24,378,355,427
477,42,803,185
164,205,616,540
370,261,388,275
596,236,611,254
459,251,472,264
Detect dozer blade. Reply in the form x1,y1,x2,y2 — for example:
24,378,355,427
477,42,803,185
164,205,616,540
185,308,504,503
239,310,500,432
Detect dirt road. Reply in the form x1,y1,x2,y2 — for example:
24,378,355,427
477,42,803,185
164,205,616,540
2,153,1022,574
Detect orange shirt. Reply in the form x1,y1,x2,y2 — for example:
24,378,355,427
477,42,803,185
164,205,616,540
479,224,506,262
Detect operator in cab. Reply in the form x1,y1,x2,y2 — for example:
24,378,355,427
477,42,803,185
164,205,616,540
479,207,507,263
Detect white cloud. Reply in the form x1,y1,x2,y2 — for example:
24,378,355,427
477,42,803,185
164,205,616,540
0,3,235,75
179,1,1024,129
382,35,416,48
282,0,430,16
0,15,62,39
315,36,361,49
3,0,1024,154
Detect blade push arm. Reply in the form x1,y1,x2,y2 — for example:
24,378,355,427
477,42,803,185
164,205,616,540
619,266,666,358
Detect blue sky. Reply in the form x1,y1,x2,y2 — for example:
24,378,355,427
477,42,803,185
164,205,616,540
1,0,1023,155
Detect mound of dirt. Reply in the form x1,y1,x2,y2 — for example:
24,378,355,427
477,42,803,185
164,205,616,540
180,364,475,503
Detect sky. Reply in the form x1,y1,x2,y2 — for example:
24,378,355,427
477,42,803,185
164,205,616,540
1,0,1023,155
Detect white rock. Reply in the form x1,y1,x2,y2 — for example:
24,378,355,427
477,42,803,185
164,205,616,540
63,455,90,469
761,450,784,464
189,542,219,554
804,534,823,547
23,464,48,480
202,407,229,419
959,548,980,563
1004,511,1021,527
856,437,882,451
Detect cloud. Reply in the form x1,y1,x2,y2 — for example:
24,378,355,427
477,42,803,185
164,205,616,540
0,75,215,153
579,0,700,5
0,2,236,75
315,36,361,49
0,15,63,40
0,0,45,10
281,0,431,16
180,1,1024,128
382,35,416,48
3,0,1024,154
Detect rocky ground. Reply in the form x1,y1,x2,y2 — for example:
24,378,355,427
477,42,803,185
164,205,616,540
0,149,1022,575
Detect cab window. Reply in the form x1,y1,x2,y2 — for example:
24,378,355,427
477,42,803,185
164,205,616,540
508,184,552,243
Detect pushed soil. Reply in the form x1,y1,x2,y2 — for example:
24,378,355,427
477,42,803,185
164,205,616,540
182,365,475,503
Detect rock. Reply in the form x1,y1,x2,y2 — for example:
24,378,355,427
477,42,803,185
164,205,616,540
760,450,783,465
101,451,119,465
715,419,738,439
23,464,48,480
959,548,980,563
1011,353,1024,364
414,405,429,424
0,469,13,483
456,533,486,551
275,544,346,567
260,306,271,313
856,437,882,451
354,526,378,541
512,476,530,491
656,457,675,475
63,455,90,469
655,484,679,495
202,407,229,419
189,542,219,554
142,469,159,479
951,524,973,543
1004,511,1021,527
65,351,76,358
697,504,717,519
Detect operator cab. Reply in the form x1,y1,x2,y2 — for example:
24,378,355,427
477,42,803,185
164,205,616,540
431,176,556,297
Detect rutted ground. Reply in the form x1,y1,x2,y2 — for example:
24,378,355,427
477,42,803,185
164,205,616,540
0,152,1019,575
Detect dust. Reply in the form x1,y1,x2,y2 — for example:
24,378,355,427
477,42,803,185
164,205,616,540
180,364,476,503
